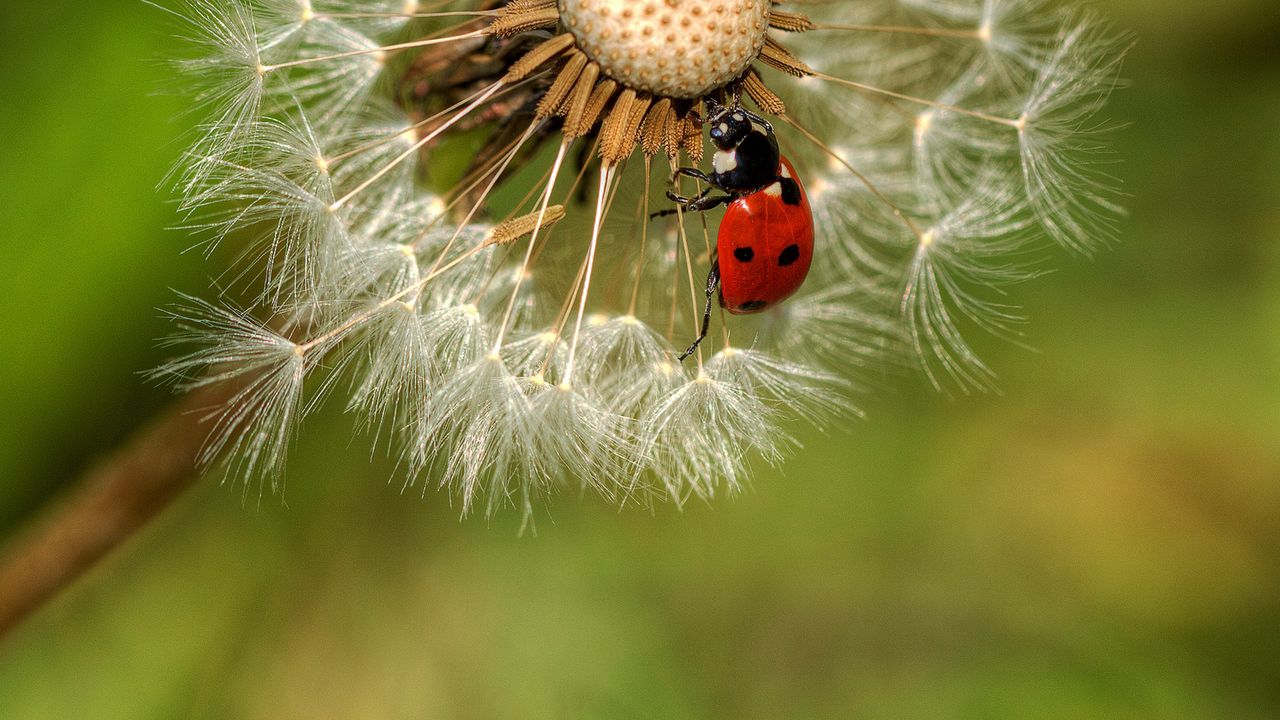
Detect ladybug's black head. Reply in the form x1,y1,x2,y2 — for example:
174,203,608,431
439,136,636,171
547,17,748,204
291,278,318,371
708,107,752,151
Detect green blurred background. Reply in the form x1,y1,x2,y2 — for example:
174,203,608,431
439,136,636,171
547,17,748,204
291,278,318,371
1,1,1278,717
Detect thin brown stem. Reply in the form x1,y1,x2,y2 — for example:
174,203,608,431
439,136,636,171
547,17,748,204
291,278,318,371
811,22,982,40
0,378,245,642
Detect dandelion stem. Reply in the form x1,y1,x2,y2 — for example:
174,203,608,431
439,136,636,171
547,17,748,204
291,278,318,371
494,140,571,351
328,75,540,167
524,135,599,270
422,119,540,278
563,163,614,382
811,71,1020,128
312,11,497,21
810,22,983,40
0,377,247,641
627,157,652,317
260,28,489,73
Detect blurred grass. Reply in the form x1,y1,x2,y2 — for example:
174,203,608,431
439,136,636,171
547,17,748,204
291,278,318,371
1,1,1278,718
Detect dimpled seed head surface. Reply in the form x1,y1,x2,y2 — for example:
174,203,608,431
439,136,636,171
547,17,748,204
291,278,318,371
559,0,771,99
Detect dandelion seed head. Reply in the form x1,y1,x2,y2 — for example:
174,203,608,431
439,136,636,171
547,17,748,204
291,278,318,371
156,0,1127,519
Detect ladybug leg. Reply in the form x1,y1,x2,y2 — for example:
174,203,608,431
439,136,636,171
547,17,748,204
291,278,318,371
737,108,774,134
665,186,712,206
649,187,711,219
677,261,721,362
649,189,733,219
671,166,715,186
650,165,734,218
676,192,733,213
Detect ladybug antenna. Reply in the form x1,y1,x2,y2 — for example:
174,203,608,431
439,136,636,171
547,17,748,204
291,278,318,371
678,263,720,362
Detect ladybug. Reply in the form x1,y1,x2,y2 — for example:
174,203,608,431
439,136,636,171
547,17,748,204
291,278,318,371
655,100,814,360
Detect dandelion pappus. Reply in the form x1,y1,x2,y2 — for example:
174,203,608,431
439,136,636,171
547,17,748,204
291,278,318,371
655,100,814,361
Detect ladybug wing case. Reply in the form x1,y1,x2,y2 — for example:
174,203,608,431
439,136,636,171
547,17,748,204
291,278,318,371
716,158,814,314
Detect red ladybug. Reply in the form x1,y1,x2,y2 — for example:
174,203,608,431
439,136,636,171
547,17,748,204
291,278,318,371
657,101,815,360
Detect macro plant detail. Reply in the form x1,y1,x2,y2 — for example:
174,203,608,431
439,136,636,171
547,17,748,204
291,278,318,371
157,0,1126,520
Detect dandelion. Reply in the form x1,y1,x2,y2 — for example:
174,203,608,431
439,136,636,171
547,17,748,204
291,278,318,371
155,0,1127,519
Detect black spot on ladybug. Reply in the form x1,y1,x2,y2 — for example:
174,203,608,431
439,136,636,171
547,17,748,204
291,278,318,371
733,246,754,262
779,177,801,206
778,244,800,267
739,300,768,312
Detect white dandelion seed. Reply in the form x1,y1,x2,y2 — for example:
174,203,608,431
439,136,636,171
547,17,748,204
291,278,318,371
155,0,1127,520
152,296,316,498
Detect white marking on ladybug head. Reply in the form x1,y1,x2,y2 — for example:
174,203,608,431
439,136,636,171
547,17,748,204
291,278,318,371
718,122,729,135
713,149,738,175
733,113,745,122
763,181,782,197
779,164,792,179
